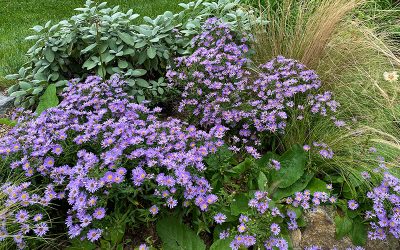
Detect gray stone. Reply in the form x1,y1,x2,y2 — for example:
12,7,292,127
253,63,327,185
295,207,400,250
0,94,14,114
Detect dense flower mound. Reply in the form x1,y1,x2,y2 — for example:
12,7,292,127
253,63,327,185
0,75,226,244
167,18,339,158
366,172,400,240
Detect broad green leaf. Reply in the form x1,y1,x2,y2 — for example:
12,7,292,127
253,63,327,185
81,43,97,54
231,158,252,175
210,238,231,250
334,215,352,239
270,144,307,188
65,239,96,250
273,172,314,200
349,218,367,246
35,84,59,115
31,25,44,32
132,69,147,76
256,151,278,168
82,60,97,70
305,178,329,195
118,32,136,46
230,193,249,216
32,86,44,95
118,60,129,69
136,79,149,88
135,41,147,49
10,90,27,97
19,82,32,90
147,46,157,59
257,171,268,191
156,217,206,250
44,48,55,62
136,95,145,103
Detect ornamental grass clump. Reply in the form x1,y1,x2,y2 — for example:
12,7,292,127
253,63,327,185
0,75,227,247
168,18,339,158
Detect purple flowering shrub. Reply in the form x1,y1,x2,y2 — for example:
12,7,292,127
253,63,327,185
0,181,50,249
365,172,400,240
167,18,339,158
0,75,228,247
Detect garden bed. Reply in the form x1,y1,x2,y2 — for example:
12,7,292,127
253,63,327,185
0,1,399,250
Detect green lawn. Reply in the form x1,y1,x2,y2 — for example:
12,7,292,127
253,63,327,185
0,0,190,89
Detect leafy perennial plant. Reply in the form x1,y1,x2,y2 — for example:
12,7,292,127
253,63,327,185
168,18,340,158
0,75,227,247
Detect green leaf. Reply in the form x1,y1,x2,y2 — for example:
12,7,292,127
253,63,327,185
0,118,17,127
118,60,129,69
147,47,157,59
66,239,96,250
156,216,206,250
135,41,147,49
349,218,367,246
35,84,59,115
81,43,97,54
82,60,97,70
209,238,231,250
19,82,32,90
256,151,278,168
273,172,314,200
136,79,150,88
44,48,55,62
257,171,268,191
305,178,329,195
334,215,352,240
129,69,147,77
231,158,253,175
136,95,145,103
270,144,307,188
10,90,27,97
230,193,249,216
118,31,136,46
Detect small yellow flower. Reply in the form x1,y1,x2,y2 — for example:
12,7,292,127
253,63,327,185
383,71,398,82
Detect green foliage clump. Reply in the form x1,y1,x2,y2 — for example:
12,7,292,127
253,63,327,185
6,0,263,108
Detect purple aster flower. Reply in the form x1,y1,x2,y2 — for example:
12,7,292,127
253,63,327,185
87,228,102,242
270,223,280,236
51,144,63,155
219,230,230,239
138,244,149,250
348,200,359,210
361,171,371,179
33,213,43,222
93,207,106,220
15,210,29,223
34,222,49,237
166,197,178,209
237,223,247,233
214,213,227,224
270,159,281,170
149,205,159,215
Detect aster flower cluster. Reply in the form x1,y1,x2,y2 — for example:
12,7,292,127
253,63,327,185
303,142,335,159
167,18,339,158
0,75,226,245
365,172,400,240
0,182,49,249
284,190,336,230
217,191,288,250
